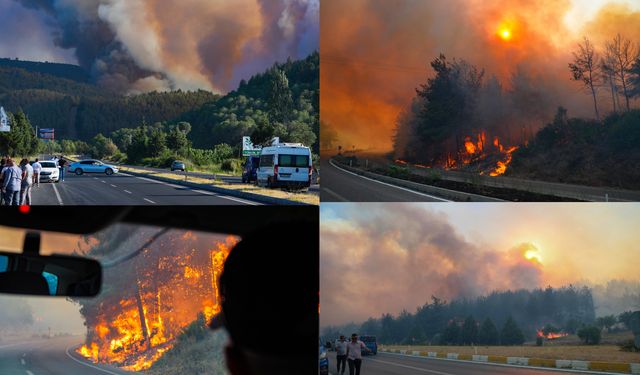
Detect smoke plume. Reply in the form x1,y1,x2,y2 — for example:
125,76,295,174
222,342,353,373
7,0,319,93
320,203,543,326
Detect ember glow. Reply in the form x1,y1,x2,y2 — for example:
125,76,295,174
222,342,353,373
537,329,569,339
76,234,239,371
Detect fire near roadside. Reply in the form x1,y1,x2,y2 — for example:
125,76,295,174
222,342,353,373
75,231,239,371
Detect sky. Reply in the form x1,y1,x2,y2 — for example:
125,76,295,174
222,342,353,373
0,0,319,94
320,203,640,326
321,0,640,151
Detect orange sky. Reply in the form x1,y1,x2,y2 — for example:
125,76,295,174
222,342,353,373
321,0,640,151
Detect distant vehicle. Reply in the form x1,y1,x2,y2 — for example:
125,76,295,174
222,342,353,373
360,335,377,355
171,160,186,172
37,161,60,182
256,143,312,190
68,160,119,175
241,156,260,183
319,340,329,375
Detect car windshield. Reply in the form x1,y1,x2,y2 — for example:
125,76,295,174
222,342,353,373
40,162,56,168
0,223,239,374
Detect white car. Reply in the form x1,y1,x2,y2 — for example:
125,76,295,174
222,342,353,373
37,160,60,183
256,143,312,190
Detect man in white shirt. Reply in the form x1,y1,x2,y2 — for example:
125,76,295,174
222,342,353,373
335,335,348,374
20,159,34,205
32,158,42,186
346,333,371,375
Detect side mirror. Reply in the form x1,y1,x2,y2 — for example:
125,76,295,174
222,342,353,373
0,232,101,297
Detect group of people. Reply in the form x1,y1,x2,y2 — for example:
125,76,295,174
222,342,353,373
335,334,372,375
0,156,65,206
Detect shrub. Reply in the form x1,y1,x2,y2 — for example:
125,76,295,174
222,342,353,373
220,158,242,174
577,325,601,345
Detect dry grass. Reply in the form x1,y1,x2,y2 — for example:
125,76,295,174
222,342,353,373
119,166,319,205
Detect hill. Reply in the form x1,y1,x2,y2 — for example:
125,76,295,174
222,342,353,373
0,58,89,83
507,108,640,190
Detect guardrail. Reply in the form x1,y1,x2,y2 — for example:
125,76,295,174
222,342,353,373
380,348,640,374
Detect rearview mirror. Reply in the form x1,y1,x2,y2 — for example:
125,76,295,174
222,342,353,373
0,233,101,297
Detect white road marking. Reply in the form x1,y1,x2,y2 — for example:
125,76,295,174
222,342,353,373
133,175,260,204
110,184,117,188
101,180,106,183
93,177,98,179
123,190,132,194
65,346,123,375
143,198,156,204
51,182,63,205
368,358,455,375
21,359,25,365
25,371,33,375
322,187,349,202
329,159,451,202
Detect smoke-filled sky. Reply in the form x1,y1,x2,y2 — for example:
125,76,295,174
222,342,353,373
0,0,319,93
321,0,640,151
320,203,640,326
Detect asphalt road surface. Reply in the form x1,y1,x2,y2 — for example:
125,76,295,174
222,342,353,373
29,172,261,205
327,352,597,375
320,158,449,202
0,336,137,375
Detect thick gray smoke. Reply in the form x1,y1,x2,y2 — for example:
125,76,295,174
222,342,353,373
320,203,543,326
6,0,319,93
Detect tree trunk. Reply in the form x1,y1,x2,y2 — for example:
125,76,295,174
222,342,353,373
590,84,600,122
134,272,151,351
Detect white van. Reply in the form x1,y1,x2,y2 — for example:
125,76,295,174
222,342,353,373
256,143,312,189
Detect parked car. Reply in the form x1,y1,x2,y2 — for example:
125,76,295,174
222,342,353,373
319,340,329,375
256,143,312,190
171,160,186,172
68,160,119,175
241,156,260,183
37,160,60,182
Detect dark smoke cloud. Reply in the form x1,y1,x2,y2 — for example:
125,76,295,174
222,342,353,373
8,0,318,93
320,204,543,326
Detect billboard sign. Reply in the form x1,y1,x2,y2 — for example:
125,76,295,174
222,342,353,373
242,136,261,156
39,128,55,140
0,107,9,132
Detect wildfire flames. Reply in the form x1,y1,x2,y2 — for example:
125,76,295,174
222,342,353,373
395,132,519,176
77,234,239,371
536,329,569,340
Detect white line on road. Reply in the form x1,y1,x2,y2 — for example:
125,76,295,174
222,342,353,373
368,358,455,375
123,190,132,194
322,187,349,202
26,371,33,375
65,346,123,375
329,159,451,202
52,182,63,205
143,198,156,204
21,358,25,365
110,184,117,188
101,180,106,183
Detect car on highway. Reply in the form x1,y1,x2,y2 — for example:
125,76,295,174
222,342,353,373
361,335,377,355
241,156,260,183
256,143,312,190
171,160,186,172
36,160,60,183
68,159,119,175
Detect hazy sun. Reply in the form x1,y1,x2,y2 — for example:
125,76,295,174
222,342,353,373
499,28,512,41
524,249,542,263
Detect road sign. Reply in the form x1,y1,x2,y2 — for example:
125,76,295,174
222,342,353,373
39,128,55,140
242,136,262,156
0,107,10,132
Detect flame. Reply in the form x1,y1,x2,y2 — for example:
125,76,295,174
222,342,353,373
76,235,239,371
464,139,477,154
490,143,518,176
537,329,568,339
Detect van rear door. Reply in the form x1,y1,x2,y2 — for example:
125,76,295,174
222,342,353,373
277,153,310,185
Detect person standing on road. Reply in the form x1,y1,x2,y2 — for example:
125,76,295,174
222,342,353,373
58,158,66,181
346,333,371,375
32,158,42,186
20,159,34,206
2,158,22,205
336,335,348,374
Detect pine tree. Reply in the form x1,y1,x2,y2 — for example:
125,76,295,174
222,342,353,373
500,316,525,345
478,318,499,345
460,316,478,345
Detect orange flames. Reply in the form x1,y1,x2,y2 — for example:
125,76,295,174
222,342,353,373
536,329,569,340
77,235,239,371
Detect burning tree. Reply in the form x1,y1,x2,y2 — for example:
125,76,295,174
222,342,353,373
73,228,238,371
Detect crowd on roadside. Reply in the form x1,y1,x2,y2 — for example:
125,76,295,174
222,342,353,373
0,156,67,206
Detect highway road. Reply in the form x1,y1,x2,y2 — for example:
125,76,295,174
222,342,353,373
319,158,449,202
0,336,136,375
327,352,597,375
29,172,261,205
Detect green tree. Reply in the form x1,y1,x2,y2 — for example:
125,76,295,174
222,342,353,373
460,316,478,345
127,126,150,162
148,127,167,157
500,316,525,345
478,318,499,345
596,315,617,333
442,321,460,345
577,325,601,345
166,128,189,154
0,109,39,157
90,133,118,159
212,143,234,163
268,68,294,123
